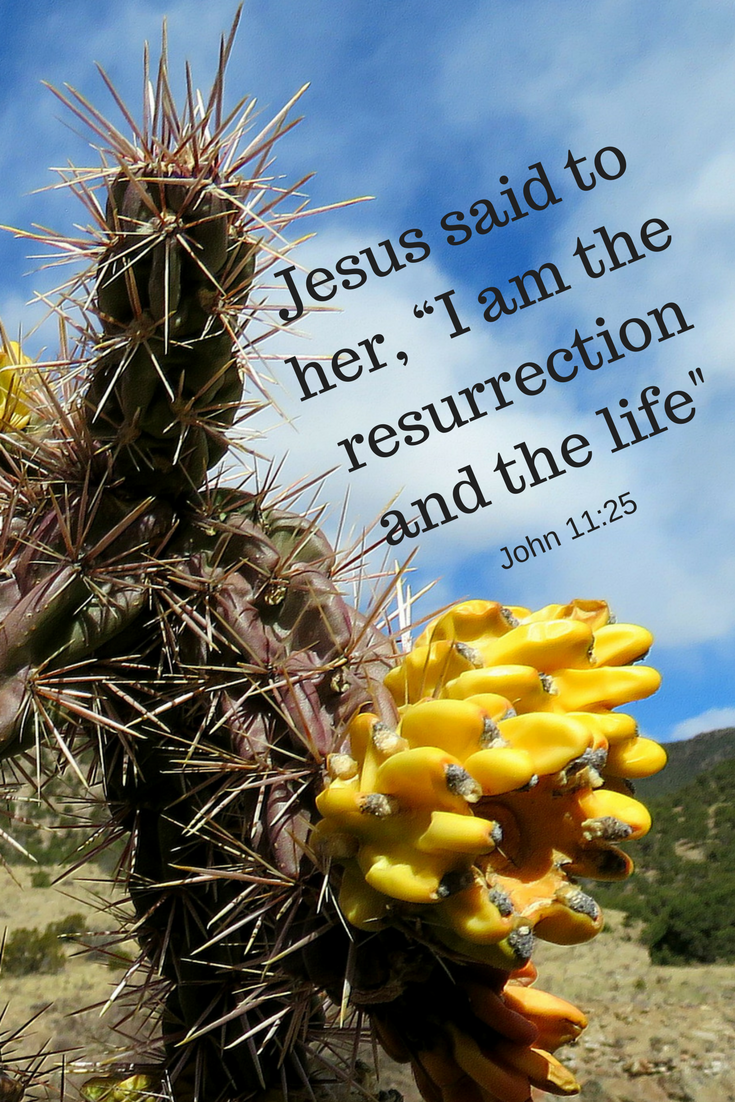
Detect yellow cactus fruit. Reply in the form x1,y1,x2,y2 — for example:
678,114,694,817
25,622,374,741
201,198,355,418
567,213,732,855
398,698,492,758
0,341,33,431
315,595,664,1102
434,921,536,971
519,598,610,630
435,874,516,943
592,622,654,665
336,860,391,927
448,1022,582,1102
447,1024,533,1102
445,664,551,713
388,596,659,712
552,663,661,711
577,786,652,840
565,843,633,881
490,1039,581,1096
366,965,589,1102
461,979,541,1045
416,810,502,854
80,1074,159,1102
530,889,604,945
476,619,596,672
501,984,588,1051
569,708,639,745
404,1013,581,1102
415,599,516,648
360,842,449,903
314,777,370,825
374,745,482,808
606,734,668,778
420,603,596,672
496,712,593,773
341,710,377,767
463,746,537,795
383,638,482,702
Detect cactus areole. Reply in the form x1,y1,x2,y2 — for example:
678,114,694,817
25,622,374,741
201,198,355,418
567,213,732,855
0,14,665,1102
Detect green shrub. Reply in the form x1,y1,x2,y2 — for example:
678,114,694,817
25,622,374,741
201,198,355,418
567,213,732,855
3,926,65,975
596,758,735,963
1,913,87,975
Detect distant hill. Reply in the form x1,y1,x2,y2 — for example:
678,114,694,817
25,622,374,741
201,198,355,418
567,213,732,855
597,747,735,964
637,726,735,798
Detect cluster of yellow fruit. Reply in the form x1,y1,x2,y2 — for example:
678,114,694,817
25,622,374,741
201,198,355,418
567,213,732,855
0,342,33,432
371,963,589,1102
80,1073,158,1102
314,598,665,1101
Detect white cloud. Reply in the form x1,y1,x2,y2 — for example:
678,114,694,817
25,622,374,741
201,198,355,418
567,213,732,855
669,707,735,742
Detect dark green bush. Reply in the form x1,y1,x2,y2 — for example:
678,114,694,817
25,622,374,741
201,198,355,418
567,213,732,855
3,927,65,975
596,757,735,963
2,913,87,975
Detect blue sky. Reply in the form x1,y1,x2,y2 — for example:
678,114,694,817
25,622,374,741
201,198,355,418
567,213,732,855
1,1,734,743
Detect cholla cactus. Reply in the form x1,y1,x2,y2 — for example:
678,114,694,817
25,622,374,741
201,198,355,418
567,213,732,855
0,13,665,1102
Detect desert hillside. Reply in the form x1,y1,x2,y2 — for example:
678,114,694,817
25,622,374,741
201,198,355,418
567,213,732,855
0,871,733,1102
3,727,735,1101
